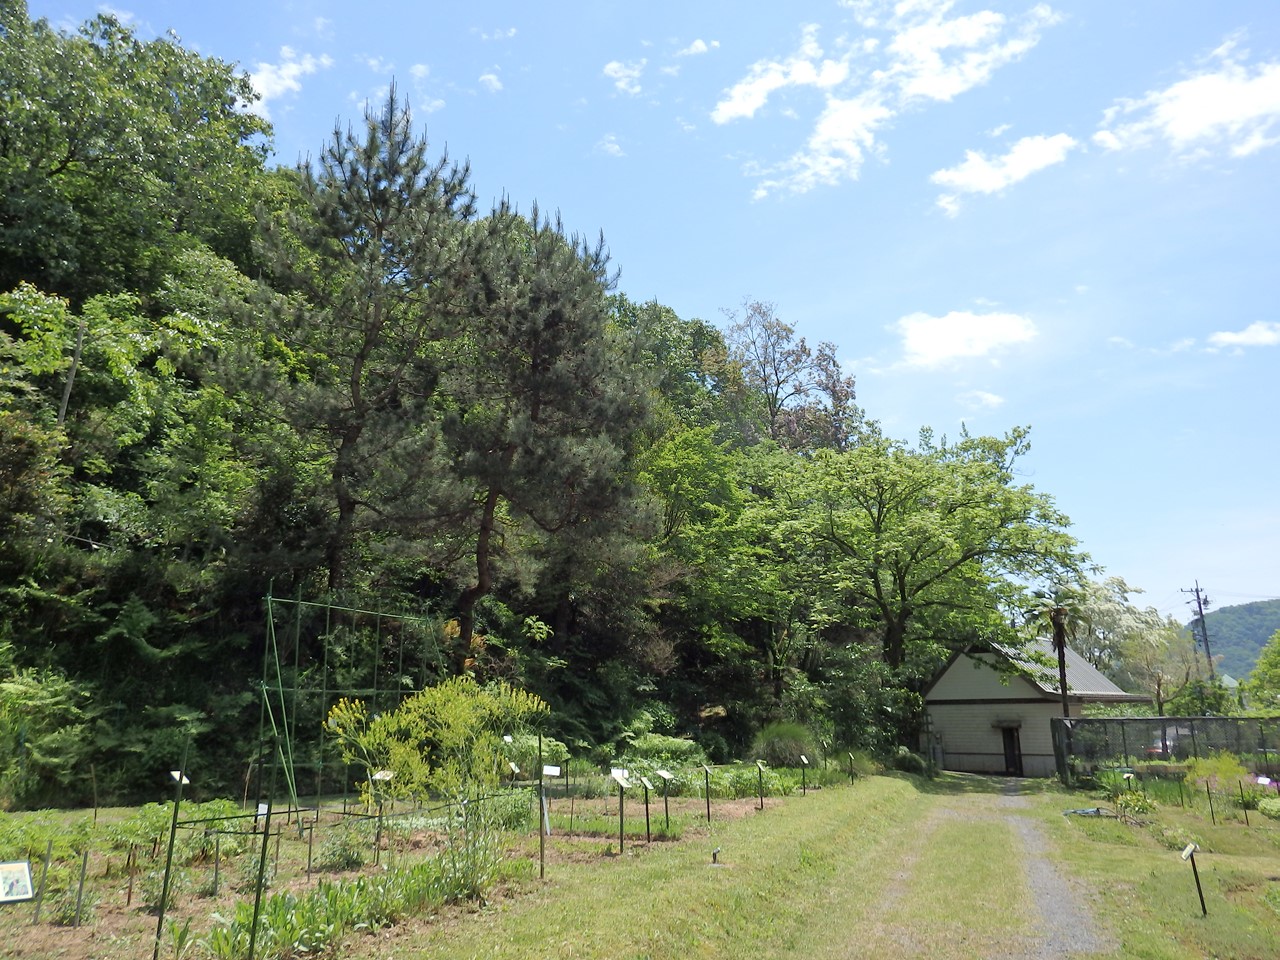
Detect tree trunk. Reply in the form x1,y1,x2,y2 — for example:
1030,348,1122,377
1051,607,1070,719
456,486,502,653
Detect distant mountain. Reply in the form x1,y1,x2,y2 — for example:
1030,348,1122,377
1192,598,1280,680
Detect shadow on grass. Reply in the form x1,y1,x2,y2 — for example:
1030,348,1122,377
887,771,1061,797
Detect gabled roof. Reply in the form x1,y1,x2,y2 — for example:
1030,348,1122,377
923,637,1148,703
996,637,1147,702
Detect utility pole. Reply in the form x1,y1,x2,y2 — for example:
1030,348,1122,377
1181,581,1216,679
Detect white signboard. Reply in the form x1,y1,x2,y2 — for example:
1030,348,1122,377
640,776,654,791
542,765,562,778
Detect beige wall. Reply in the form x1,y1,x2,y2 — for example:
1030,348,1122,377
926,702,1060,777
925,653,1062,778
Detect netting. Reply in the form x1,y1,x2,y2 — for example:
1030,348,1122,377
1050,715,1280,782
257,592,450,810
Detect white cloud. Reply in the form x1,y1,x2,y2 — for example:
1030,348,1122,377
888,2,1059,103
714,2,1062,197
894,310,1038,368
603,59,647,95
363,56,393,74
313,17,334,40
479,71,502,93
711,25,848,124
1094,42,1280,158
677,38,720,57
988,122,1011,137
249,48,334,119
597,134,626,157
1207,321,1280,349
931,132,1077,214
480,27,517,41
958,389,1005,410
410,63,430,81
751,92,892,198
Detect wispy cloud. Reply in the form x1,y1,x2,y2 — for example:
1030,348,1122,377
1207,321,1280,349
677,38,720,57
712,1,1061,197
958,389,1006,410
1094,37,1280,159
931,132,1077,214
479,71,503,93
603,59,647,95
249,47,334,119
596,133,626,157
479,27,518,41
362,56,393,74
894,310,1038,368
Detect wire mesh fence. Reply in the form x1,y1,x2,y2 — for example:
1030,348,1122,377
1051,715,1280,782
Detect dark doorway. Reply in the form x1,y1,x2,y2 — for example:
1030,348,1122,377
1001,727,1024,777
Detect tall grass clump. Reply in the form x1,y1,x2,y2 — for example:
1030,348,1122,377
751,722,817,768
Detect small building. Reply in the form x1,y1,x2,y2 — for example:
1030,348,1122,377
922,638,1148,777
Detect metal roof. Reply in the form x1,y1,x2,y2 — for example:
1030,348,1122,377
999,637,1148,702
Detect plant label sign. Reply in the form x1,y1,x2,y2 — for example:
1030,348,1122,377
0,862,33,903
542,765,561,777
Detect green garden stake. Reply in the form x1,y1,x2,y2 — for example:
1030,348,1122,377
31,839,52,925
214,833,221,895
756,760,766,811
153,764,190,960
1238,781,1249,826
1206,781,1215,826
849,752,856,785
73,849,88,927
703,765,712,824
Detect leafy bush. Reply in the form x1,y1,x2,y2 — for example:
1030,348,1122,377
1115,791,1157,820
1185,751,1248,788
314,818,369,872
503,733,570,775
890,748,929,777
1259,797,1280,820
751,722,817,768
0,810,92,861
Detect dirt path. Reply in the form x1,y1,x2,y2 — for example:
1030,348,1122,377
848,780,1114,960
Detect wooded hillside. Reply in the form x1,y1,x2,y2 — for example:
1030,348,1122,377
2,5,1229,809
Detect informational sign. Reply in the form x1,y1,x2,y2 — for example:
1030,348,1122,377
371,769,394,781
1181,843,1199,861
0,862,33,903
610,768,631,788
169,770,190,785
800,755,809,766
640,776,654,791
1258,776,1272,786
542,765,561,778
508,762,520,774
655,769,673,781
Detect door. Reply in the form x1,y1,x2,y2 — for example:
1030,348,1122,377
1001,727,1023,777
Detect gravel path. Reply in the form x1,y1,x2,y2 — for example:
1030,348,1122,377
997,785,1114,959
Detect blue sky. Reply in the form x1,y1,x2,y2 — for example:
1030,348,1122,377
29,1,1280,622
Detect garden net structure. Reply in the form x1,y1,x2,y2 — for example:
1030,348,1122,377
1050,715,1280,783
257,591,450,810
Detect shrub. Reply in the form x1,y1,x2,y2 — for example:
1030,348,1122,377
1115,791,1157,820
751,722,817,768
138,866,187,913
1185,751,1248,789
1259,797,1280,820
314,819,369,872
890,748,928,777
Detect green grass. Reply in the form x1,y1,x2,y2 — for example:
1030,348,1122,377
352,774,1280,960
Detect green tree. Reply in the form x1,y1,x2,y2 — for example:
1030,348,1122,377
259,86,475,593
444,205,651,646
0,6,270,302
798,427,1081,674
1242,629,1280,710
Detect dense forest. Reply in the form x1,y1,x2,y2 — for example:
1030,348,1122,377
0,6,1254,809
1199,599,1280,680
